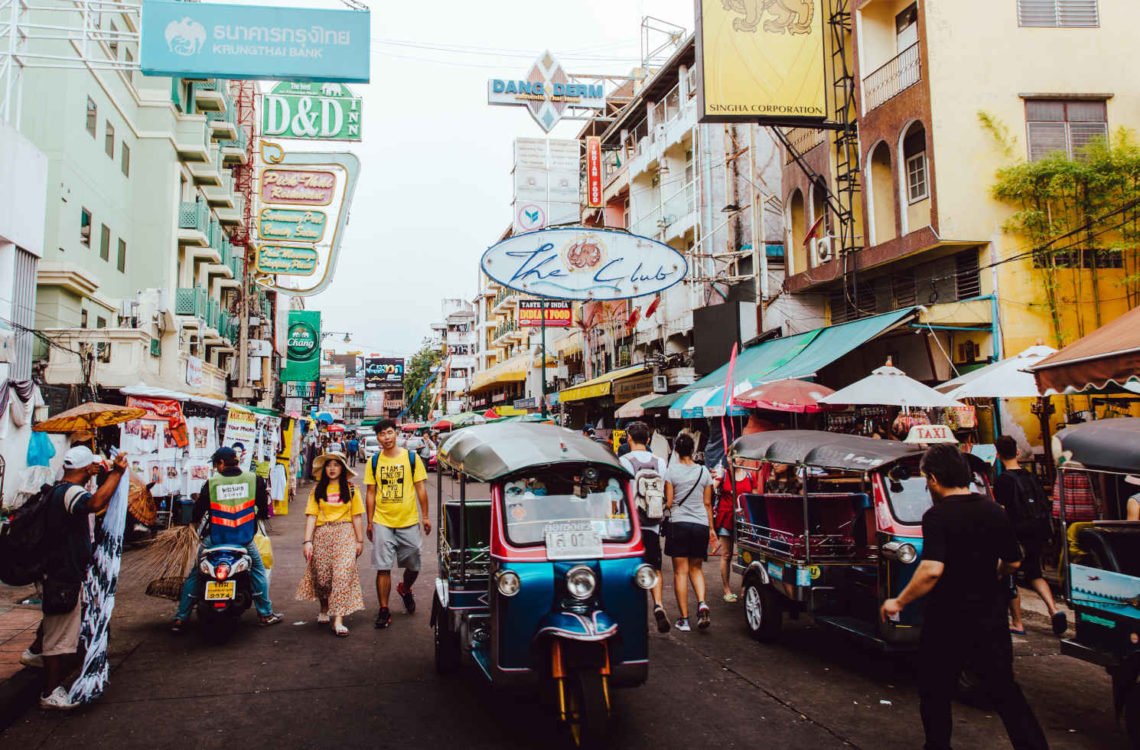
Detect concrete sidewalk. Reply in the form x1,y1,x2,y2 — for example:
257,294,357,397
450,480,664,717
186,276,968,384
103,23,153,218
0,583,43,729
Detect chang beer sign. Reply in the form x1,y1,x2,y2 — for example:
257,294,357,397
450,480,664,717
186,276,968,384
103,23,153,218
262,82,362,142
282,310,321,382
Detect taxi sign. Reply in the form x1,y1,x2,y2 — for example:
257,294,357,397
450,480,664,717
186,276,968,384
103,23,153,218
904,424,957,444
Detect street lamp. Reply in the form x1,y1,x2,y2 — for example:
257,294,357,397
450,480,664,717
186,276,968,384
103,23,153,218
321,331,352,344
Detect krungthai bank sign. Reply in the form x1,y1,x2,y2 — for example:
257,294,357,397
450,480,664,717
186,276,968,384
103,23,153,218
140,0,370,83
488,51,605,132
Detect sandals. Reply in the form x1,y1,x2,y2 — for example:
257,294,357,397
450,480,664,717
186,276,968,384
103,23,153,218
723,593,739,603
333,623,349,637
316,613,330,624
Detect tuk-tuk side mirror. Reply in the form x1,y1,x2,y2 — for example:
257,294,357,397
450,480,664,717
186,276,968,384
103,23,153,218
887,465,911,494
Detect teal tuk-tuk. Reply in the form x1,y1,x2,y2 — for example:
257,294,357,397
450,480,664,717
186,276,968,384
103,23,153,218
729,430,992,649
1053,418,1140,745
433,423,656,748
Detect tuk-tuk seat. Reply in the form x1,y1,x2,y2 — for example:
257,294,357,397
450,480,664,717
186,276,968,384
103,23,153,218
443,499,492,550
738,493,860,561
1076,523,1140,576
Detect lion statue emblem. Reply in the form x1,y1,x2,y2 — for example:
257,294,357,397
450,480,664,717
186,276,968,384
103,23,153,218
721,0,815,35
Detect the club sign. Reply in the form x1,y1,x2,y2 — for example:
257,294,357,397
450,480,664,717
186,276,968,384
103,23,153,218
480,228,688,301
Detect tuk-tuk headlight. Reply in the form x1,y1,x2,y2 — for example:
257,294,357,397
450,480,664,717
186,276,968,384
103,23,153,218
881,541,918,565
566,565,597,600
634,564,658,590
496,570,521,597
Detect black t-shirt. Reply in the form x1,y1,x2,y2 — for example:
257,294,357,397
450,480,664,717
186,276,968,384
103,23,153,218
921,492,1021,625
45,482,95,584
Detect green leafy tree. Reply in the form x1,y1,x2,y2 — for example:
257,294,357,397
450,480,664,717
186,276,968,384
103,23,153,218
982,116,1140,346
402,338,444,420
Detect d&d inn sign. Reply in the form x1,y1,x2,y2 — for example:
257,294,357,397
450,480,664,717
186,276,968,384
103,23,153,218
481,228,688,301
139,0,370,83
262,82,362,142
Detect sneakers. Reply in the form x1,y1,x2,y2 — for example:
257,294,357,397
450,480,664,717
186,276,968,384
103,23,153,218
259,612,284,626
39,686,77,711
697,602,711,630
1051,611,1068,636
674,617,691,632
396,582,416,614
20,648,44,668
374,607,392,629
653,606,671,633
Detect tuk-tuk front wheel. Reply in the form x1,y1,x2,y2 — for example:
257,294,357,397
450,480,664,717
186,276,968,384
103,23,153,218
565,669,609,750
743,577,782,641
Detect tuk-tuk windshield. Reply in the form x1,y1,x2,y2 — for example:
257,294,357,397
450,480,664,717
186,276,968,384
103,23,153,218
883,460,988,525
502,472,633,547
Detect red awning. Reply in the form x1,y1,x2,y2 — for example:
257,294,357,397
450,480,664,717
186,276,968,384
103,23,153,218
1031,306,1140,393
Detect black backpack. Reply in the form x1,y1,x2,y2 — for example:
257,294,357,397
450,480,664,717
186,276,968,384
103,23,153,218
0,483,62,586
1005,470,1050,536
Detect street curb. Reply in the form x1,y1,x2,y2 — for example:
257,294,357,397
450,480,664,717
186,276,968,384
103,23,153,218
0,666,40,734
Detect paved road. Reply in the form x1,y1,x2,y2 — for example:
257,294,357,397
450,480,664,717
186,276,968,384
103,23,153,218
0,475,1128,749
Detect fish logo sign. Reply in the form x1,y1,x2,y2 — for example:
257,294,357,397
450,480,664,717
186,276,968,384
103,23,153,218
165,17,207,57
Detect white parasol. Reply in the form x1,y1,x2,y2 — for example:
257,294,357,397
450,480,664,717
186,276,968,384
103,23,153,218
819,364,964,409
936,345,1057,400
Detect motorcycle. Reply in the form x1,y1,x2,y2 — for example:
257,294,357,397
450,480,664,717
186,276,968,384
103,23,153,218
194,544,253,640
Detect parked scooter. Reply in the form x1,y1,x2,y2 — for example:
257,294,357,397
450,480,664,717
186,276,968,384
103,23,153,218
194,544,253,641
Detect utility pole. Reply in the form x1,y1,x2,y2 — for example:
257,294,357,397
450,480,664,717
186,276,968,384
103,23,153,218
540,299,548,418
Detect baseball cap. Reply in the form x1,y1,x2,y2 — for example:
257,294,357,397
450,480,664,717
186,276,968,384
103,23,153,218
211,447,238,465
63,446,97,470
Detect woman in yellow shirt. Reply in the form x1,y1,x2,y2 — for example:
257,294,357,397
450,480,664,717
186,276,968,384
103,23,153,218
296,452,366,636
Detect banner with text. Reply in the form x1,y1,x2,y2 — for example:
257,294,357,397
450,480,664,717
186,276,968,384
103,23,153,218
282,310,321,382
518,299,573,327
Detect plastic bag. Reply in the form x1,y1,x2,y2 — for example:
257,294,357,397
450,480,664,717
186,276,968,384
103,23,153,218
26,431,56,467
253,529,274,570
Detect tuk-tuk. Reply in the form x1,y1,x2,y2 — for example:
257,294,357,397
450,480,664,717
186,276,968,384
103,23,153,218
1052,418,1140,745
433,423,656,748
729,430,991,649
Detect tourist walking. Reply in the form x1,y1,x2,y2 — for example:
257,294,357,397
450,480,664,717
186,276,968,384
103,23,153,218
880,445,1048,750
715,462,757,603
297,452,365,636
346,434,360,468
619,421,670,632
364,419,431,629
993,436,1066,637
664,433,715,632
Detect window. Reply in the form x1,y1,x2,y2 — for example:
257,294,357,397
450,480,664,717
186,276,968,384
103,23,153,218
11,248,38,380
104,121,115,158
80,208,92,247
1017,0,1098,28
955,250,982,299
99,225,110,261
96,316,107,329
895,3,918,51
108,21,118,59
117,238,127,272
902,124,928,203
86,97,97,136
121,142,130,176
1026,99,1108,161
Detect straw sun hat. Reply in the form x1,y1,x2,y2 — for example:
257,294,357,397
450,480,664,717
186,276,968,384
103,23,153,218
313,451,356,479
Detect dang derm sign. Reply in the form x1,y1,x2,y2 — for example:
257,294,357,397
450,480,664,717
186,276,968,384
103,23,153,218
140,0,371,83
481,228,688,301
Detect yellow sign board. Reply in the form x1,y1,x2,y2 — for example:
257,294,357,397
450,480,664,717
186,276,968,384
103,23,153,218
696,0,827,124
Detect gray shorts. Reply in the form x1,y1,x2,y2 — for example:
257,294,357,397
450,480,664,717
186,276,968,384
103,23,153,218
371,523,422,572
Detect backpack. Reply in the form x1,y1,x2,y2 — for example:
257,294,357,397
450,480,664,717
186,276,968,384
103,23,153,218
0,483,61,586
1005,470,1050,537
628,456,666,522
372,449,418,484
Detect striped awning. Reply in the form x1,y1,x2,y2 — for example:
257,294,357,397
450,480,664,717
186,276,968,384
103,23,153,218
668,385,748,419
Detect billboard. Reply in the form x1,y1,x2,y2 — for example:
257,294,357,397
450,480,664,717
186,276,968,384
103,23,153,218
518,299,573,327
282,310,320,382
481,228,688,301
695,0,826,125
364,357,405,389
512,138,580,234
140,0,370,83
262,82,362,141
488,52,605,132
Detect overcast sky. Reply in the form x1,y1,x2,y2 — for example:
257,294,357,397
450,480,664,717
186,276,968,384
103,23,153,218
297,0,697,359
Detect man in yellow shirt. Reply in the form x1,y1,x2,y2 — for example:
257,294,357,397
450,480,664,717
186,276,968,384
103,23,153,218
364,419,430,629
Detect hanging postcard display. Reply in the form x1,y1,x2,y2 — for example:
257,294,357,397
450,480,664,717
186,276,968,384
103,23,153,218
187,417,218,460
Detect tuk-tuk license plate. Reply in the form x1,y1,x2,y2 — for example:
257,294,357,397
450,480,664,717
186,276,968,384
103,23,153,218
546,521,604,561
204,581,236,601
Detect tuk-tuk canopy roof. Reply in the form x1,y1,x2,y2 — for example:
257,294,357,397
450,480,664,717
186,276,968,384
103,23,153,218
438,423,628,482
1055,418,1140,473
731,430,921,472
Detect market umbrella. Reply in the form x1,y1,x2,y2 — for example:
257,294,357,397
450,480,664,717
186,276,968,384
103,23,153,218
432,419,454,431
819,364,964,409
315,412,334,424
615,393,661,419
34,402,148,433
326,424,345,433
937,345,1057,399
451,412,487,428
483,409,499,420
400,423,420,432
733,379,842,414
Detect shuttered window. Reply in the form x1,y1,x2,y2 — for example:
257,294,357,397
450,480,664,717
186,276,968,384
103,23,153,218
1017,0,1098,27
1026,99,1107,161
11,248,38,380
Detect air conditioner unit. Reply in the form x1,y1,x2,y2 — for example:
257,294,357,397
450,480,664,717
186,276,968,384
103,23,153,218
812,235,836,265
652,375,669,394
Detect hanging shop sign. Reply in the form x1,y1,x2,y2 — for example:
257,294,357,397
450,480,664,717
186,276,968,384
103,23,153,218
518,299,573,327
488,51,605,133
585,136,603,208
513,397,537,410
256,244,319,276
260,168,337,206
282,310,321,382
364,357,405,389
139,0,370,83
258,208,328,243
613,373,654,404
185,355,204,388
481,227,688,301
262,81,362,141
695,0,826,125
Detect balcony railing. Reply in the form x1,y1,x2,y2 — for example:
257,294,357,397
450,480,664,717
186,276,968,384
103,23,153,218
863,43,921,113
221,127,248,153
175,287,207,317
178,201,210,233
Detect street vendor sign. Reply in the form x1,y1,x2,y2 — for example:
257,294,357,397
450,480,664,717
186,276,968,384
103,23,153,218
480,228,688,301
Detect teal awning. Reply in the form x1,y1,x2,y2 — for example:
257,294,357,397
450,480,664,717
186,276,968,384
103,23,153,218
649,308,917,416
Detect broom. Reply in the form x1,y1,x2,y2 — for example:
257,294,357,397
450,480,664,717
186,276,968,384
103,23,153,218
122,525,200,600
